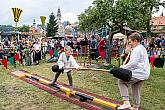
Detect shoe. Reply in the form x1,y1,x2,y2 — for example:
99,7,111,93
117,103,131,110
104,62,109,66
132,107,139,110
128,107,134,110
69,86,74,90
49,80,56,86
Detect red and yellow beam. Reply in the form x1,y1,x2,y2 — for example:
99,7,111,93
18,71,119,109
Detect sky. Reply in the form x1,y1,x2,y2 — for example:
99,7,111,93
0,0,164,26
0,0,93,26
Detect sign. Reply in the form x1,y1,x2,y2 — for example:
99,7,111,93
40,16,46,27
12,8,23,22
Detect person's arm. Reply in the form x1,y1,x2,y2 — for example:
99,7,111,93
70,55,79,69
57,53,64,69
122,49,140,70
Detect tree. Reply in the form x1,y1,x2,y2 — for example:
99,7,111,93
78,0,165,64
0,25,14,32
46,12,58,37
139,0,165,37
16,25,30,32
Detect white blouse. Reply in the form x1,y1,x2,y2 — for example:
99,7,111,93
122,44,150,80
58,52,79,72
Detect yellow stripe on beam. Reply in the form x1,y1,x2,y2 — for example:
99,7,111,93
24,73,32,77
60,86,70,92
39,79,50,85
70,91,76,95
93,98,118,109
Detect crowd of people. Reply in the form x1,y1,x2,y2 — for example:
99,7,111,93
0,33,165,110
0,34,164,67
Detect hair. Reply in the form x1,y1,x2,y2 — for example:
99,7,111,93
129,32,141,42
64,45,72,52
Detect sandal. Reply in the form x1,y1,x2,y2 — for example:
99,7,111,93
117,103,131,110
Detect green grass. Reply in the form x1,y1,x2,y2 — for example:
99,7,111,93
0,62,165,110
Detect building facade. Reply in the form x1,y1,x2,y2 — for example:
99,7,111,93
56,8,65,38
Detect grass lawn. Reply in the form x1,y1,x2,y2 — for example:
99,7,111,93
0,62,165,110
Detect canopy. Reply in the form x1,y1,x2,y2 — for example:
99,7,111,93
113,33,126,39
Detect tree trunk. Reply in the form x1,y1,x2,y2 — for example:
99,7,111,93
146,5,153,38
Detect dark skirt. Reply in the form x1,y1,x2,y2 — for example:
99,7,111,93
35,51,41,61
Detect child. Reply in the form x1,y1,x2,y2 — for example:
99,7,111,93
50,45,80,90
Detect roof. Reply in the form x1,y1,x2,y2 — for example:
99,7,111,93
65,34,73,37
151,16,165,26
113,33,126,39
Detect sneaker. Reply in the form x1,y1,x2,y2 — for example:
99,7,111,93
104,62,109,66
49,80,56,86
69,86,74,90
132,107,139,110
117,103,131,110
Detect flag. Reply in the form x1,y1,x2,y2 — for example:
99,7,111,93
49,50,53,58
53,49,58,57
40,16,46,29
150,57,155,70
11,8,23,22
8,57,15,65
1,59,8,69
14,53,20,63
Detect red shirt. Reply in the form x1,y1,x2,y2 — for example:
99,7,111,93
98,39,105,51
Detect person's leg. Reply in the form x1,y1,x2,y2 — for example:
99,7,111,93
50,72,61,85
131,80,144,110
67,71,73,86
118,79,131,109
118,79,130,101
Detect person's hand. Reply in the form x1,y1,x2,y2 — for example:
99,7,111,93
120,65,124,68
76,66,83,70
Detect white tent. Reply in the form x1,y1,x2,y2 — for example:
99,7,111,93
113,33,126,39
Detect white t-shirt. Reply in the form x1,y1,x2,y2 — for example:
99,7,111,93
58,52,79,72
122,44,150,80
60,40,65,47
34,43,41,51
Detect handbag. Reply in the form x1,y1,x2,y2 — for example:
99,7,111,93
110,50,132,81
110,68,132,81
52,65,64,73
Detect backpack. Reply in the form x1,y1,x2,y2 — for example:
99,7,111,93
91,40,96,49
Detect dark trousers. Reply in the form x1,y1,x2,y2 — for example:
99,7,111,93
52,70,73,86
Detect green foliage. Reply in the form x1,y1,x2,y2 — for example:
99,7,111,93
0,25,14,32
78,0,165,64
78,0,113,32
78,0,165,36
161,26,165,30
46,12,58,37
16,25,30,32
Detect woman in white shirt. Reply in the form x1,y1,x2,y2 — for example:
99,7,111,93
50,45,80,90
118,33,150,110
33,42,41,65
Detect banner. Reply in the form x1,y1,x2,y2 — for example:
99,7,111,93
1,59,8,69
12,8,23,22
40,16,46,27
14,53,20,63
146,47,164,51
8,57,15,65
